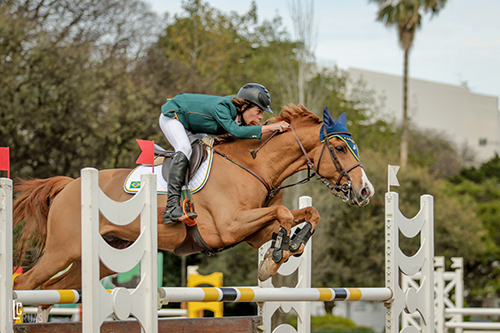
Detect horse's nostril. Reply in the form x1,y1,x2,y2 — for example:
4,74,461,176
361,187,369,198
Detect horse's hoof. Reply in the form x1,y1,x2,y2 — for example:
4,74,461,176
258,260,272,281
258,248,276,281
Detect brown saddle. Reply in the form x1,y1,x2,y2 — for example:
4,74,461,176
154,139,208,184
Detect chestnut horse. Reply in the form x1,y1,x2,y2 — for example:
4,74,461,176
13,104,374,293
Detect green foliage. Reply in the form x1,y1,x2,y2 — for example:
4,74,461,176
0,0,160,178
408,127,463,178
159,0,294,111
442,154,500,297
449,154,500,184
289,314,374,331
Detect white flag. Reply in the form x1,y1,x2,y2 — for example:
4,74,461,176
388,165,400,191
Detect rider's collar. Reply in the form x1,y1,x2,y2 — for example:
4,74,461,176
235,115,242,125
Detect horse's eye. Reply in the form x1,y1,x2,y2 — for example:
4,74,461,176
335,145,346,153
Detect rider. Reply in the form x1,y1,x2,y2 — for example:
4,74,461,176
159,83,290,224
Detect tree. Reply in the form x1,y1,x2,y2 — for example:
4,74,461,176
369,0,447,168
0,0,161,178
444,154,500,298
159,0,294,100
286,0,316,105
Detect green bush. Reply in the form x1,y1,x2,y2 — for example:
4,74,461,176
289,314,374,331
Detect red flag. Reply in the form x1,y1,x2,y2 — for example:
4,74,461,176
0,147,9,178
136,139,155,172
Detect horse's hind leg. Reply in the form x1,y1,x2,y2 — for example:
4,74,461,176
40,261,83,290
31,261,114,323
13,249,77,291
41,261,115,290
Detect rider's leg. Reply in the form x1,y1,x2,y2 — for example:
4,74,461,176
159,115,193,160
166,151,192,222
159,115,195,224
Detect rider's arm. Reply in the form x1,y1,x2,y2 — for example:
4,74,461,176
212,103,263,139
262,121,290,135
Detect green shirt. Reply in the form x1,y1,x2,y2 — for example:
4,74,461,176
161,93,262,139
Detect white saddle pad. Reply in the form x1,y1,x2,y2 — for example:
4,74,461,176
124,145,214,195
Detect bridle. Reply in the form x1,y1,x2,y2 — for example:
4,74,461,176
203,124,363,206
288,125,363,202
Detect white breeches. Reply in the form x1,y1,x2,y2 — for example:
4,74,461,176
159,114,205,160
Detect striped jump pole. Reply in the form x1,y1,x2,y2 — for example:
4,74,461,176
160,287,393,303
13,286,393,305
13,290,82,306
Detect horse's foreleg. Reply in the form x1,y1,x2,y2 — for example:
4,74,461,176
245,206,320,250
216,205,296,281
258,207,321,281
241,206,320,281
288,206,321,255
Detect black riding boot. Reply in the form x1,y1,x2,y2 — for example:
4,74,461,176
163,152,190,224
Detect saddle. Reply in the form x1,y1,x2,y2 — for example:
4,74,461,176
153,139,208,184
154,139,218,255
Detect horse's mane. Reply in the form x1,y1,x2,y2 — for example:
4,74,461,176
269,104,321,127
214,104,321,145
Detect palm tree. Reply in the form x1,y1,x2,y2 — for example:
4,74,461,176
369,0,447,167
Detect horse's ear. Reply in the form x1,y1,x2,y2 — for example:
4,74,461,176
338,112,347,126
323,106,336,127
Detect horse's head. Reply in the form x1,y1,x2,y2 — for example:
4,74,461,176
309,106,374,206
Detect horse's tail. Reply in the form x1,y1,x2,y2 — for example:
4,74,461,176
13,176,74,270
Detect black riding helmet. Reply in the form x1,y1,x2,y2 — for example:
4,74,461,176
237,83,273,114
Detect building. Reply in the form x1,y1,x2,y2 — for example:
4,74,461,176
347,67,500,165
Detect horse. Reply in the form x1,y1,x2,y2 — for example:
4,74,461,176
12,104,374,293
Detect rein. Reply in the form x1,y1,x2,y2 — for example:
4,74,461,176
201,124,362,206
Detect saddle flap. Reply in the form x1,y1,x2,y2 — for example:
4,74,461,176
161,140,208,183
187,140,208,178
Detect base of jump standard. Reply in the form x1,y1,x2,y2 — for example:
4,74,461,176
13,316,262,333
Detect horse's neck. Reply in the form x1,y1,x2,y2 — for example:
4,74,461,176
265,126,318,185
218,125,318,187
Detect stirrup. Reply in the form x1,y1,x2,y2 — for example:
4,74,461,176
177,199,197,226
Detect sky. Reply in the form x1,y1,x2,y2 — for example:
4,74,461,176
147,0,500,108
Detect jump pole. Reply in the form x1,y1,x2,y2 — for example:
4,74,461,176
160,286,392,303
13,286,393,303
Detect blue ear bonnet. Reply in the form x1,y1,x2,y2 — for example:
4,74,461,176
320,106,360,162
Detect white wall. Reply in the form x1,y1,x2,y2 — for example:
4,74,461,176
348,67,500,164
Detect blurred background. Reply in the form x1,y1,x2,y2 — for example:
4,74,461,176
2,0,500,330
